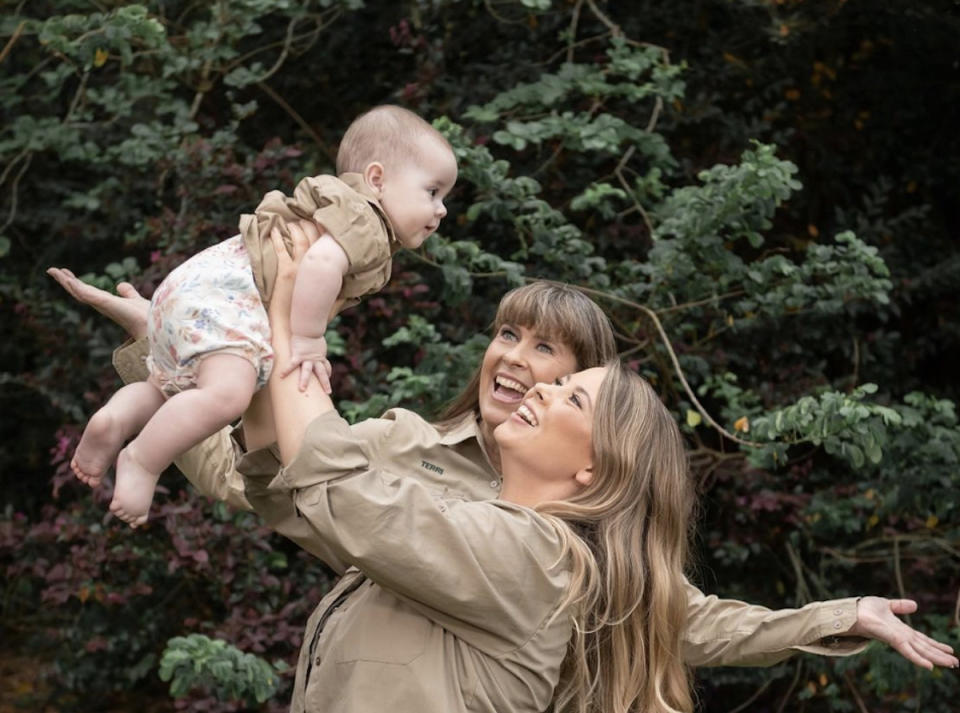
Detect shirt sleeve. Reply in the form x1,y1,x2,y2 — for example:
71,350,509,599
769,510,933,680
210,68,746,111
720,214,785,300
682,580,867,667
244,410,571,650
112,338,150,384
292,176,391,277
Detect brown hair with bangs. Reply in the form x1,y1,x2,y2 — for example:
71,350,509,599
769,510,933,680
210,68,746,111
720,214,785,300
434,281,617,429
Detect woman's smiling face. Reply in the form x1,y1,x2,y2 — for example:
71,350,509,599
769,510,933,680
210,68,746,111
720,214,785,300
477,324,579,437
493,367,607,493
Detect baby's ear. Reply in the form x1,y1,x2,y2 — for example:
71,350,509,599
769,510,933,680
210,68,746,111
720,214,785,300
363,162,385,195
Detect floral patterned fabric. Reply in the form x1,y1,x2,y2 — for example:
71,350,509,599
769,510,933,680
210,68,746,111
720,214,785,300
146,235,273,395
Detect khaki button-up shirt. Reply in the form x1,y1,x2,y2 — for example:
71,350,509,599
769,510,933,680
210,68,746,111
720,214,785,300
245,411,573,712
112,340,867,677
239,172,399,311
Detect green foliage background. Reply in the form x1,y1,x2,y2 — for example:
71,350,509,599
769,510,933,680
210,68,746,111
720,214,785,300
1,1,958,710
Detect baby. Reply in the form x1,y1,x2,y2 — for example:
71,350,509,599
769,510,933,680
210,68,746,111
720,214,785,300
70,105,458,527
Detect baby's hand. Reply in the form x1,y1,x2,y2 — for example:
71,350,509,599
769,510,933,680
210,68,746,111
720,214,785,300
284,334,332,393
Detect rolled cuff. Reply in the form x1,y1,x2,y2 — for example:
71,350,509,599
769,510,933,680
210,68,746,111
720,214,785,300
793,597,868,657
113,337,150,383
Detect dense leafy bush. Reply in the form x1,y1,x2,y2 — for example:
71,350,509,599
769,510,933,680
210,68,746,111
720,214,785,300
2,1,957,711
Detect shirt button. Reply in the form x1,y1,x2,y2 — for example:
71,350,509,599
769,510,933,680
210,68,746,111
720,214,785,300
315,656,321,665
490,480,500,489
833,621,842,629
834,608,843,616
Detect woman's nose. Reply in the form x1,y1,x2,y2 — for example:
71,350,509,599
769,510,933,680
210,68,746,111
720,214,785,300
503,341,529,367
436,201,447,218
528,383,549,402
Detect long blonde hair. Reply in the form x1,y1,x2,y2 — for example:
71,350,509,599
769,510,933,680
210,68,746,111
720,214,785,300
435,281,617,428
540,363,695,713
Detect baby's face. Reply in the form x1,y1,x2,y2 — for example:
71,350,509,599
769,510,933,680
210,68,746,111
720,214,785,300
378,135,458,249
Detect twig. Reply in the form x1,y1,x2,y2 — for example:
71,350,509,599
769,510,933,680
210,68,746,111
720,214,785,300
0,150,31,235
785,541,813,604
572,283,766,447
646,95,663,133
611,144,655,236
725,679,773,713
0,20,26,65
188,58,213,119
252,14,300,84
566,0,584,64
656,289,746,315
544,32,613,66
223,10,338,73
842,670,870,713
774,660,803,713
483,0,526,25
893,535,911,625
849,335,860,391
256,81,330,159
584,0,622,37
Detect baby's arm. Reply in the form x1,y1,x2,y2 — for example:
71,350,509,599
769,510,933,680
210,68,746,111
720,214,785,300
285,227,349,392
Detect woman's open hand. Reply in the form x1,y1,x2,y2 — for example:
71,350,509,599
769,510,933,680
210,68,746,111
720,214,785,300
47,267,150,340
850,596,958,670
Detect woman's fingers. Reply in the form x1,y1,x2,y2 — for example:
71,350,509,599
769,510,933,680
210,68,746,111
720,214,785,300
315,360,332,394
288,220,314,260
47,267,150,339
887,599,919,615
854,596,959,669
298,362,313,392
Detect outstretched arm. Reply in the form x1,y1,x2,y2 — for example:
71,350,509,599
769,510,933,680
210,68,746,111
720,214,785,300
46,267,150,340
683,583,957,670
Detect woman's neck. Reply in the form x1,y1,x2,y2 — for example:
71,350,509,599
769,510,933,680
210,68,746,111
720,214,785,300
477,418,502,474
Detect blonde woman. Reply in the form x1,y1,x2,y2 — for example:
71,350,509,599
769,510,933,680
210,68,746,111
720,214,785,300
251,223,695,711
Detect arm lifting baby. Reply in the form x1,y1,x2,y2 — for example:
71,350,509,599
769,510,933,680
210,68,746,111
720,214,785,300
52,105,457,527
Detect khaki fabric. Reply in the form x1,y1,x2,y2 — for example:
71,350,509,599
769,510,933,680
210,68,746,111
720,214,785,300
113,339,868,677
244,411,573,713
239,172,398,310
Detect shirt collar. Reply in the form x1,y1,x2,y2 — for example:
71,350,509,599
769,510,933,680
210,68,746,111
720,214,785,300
436,410,482,446
338,172,399,250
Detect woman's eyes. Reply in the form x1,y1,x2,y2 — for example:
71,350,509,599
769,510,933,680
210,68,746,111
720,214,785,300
555,377,582,408
498,327,554,354
428,187,439,197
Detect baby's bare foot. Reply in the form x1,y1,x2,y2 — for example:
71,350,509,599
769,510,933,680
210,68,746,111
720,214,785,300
72,408,127,487
109,445,160,528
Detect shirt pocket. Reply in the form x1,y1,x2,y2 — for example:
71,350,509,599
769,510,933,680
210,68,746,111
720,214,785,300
333,584,431,665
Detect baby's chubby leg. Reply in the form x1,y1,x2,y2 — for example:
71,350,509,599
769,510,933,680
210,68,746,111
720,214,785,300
111,353,258,528
72,382,165,487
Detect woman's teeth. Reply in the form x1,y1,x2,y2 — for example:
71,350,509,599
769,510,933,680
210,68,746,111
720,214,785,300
516,404,538,426
495,375,527,399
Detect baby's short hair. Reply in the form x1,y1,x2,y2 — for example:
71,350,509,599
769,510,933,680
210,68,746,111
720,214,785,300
336,105,451,174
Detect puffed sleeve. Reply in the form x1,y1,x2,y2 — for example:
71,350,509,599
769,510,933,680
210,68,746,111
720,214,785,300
243,410,572,651
240,175,391,304
293,176,391,277
682,581,867,666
